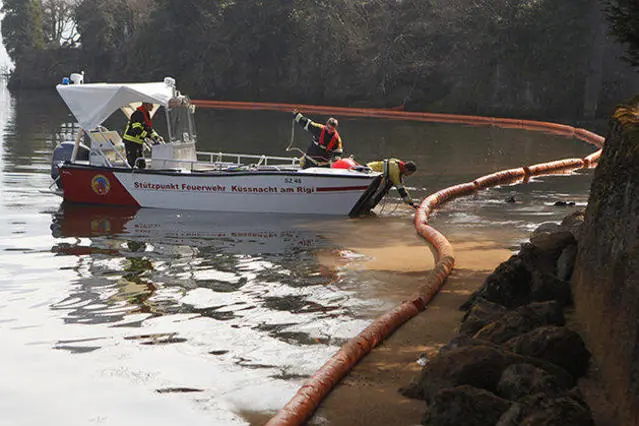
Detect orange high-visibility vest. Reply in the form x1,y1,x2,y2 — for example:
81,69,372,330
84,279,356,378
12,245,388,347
318,127,340,152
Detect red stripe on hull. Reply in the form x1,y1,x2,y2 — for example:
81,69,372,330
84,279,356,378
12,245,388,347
316,185,370,192
60,168,140,207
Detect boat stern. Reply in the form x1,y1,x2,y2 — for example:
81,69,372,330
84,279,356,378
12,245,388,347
348,174,391,217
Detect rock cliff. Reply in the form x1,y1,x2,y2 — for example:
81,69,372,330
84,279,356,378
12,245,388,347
572,96,639,426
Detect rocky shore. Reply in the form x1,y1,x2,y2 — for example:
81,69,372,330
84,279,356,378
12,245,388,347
400,210,598,425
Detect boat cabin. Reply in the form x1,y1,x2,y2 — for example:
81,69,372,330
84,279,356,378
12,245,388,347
54,76,300,176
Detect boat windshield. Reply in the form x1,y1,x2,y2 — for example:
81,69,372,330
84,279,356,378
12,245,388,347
167,101,197,144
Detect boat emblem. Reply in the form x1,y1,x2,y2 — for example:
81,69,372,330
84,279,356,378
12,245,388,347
91,174,111,195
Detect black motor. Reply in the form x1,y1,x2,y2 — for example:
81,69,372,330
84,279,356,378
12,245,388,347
51,142,90,188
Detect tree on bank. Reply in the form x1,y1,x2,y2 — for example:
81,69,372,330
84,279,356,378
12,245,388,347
1,0,636,120
134,0,223,95
74,0,152,80
1,0,45,62
42,0,79,47
601,0,639,68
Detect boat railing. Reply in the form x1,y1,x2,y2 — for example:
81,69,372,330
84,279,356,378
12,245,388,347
82,132,302,171
196,151,300,167
145,150,301,172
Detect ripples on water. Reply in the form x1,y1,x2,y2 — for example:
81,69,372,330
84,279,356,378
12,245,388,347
4,202,385,425
0,86,598,425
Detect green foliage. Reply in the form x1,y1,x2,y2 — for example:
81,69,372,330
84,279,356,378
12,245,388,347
483,0,594,116
74,0,152,80
2,0,635,120
601,0,639,68
1,0,45,61
213,0,298,100
8,47,81,90
133,0,224,91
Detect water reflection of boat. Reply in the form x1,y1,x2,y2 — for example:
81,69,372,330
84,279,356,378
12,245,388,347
50,203,344,326
51,202,333,256
45,204,371,426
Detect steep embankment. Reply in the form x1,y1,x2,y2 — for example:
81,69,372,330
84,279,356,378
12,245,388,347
572,96,639,426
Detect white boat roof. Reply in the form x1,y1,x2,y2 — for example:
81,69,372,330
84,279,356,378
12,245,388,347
56,79,176,130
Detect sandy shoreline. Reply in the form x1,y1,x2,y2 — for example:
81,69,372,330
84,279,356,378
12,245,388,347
245,212,615,426
308,236,513,426
312,230,616,426
243,220,509,426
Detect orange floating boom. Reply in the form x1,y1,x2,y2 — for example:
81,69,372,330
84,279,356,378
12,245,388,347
195,98,605,426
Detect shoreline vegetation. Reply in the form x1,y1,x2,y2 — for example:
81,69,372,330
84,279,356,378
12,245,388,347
2,1,638,122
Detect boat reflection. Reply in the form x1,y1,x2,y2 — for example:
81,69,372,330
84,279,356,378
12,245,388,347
50,203,334,254
49,203,345,328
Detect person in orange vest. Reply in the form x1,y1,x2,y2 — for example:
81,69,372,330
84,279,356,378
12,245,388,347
293,112,344,168
366,158,418,208
123,102,164,168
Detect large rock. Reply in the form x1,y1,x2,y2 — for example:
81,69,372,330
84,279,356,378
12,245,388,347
473,302,565,345
496,363,569,401
529,223,577,256
518,242,561,278
560,210,584,240
462,238,577,311
400,344,574,404
572,100,639,425
460,256,533,310
528,268,573,307
459,299,508,336
496,390,594,426
422,385,511,426
439,335,495,353
503,326,591,379
556,243,578,282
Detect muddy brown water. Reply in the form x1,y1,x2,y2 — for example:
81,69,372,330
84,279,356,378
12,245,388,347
0,86,598,425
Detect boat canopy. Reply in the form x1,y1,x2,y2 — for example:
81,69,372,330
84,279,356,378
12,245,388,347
56,78,177,130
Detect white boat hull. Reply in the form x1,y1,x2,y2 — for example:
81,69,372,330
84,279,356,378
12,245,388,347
59,165,383,216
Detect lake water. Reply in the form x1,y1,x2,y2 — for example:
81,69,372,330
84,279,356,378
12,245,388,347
0,84,599,425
